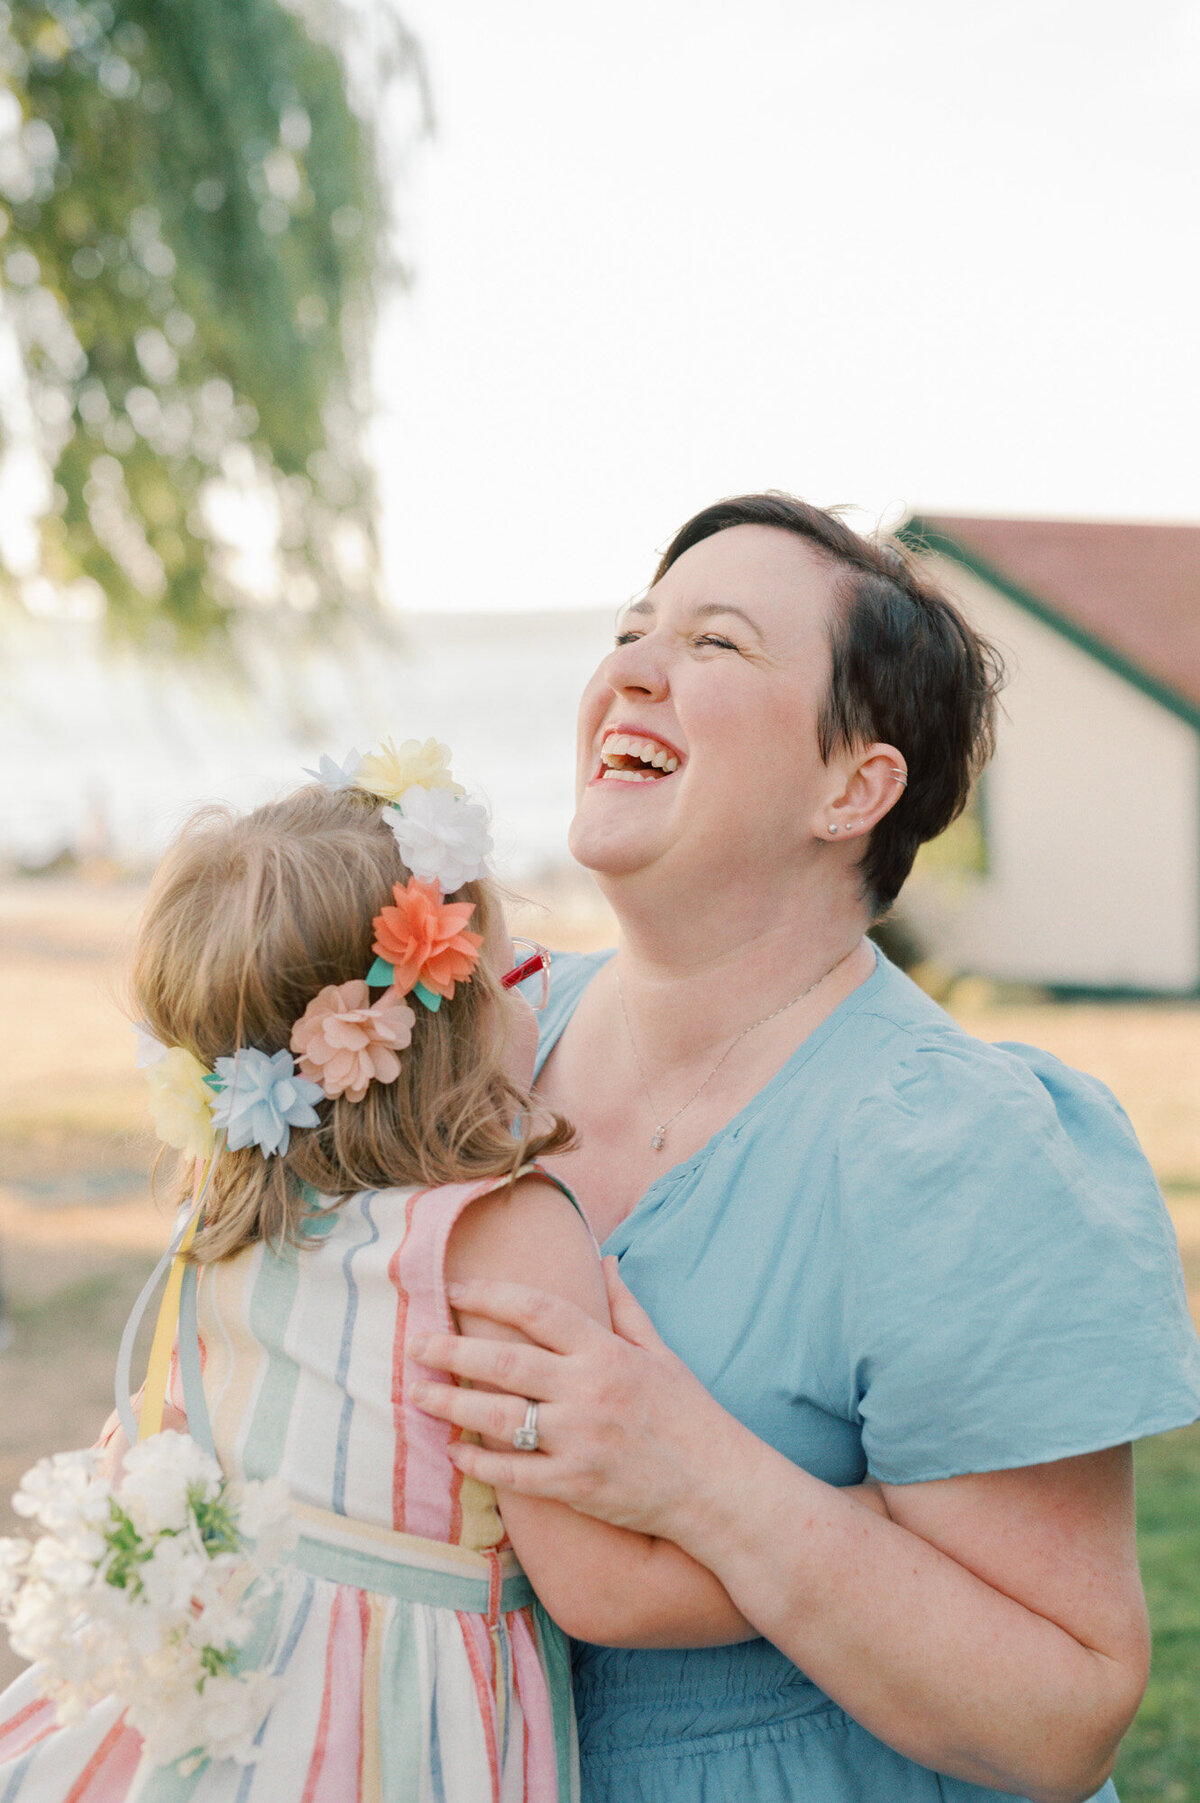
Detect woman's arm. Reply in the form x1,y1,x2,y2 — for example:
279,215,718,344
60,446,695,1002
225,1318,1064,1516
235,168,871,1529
412,1267,1149,1803
425,1175,754,1647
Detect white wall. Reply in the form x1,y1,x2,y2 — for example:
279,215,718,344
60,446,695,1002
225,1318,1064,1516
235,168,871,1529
903,557,1200,992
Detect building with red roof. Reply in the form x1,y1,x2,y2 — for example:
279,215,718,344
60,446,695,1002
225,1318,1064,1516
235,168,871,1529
897,515,1200,994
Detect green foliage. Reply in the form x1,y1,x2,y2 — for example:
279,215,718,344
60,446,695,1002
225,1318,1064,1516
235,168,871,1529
0,0,427,648
913,776,991,890
1115,1425,1200,1802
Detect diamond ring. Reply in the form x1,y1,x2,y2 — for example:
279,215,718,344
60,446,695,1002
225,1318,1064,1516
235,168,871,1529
512,1399,539,1452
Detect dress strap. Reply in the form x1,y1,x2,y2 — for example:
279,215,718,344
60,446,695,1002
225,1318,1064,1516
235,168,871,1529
518,1162,600,1253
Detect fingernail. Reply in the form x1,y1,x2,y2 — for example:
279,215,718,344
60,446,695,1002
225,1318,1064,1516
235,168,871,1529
409,1335,429,1359
445,1283,466,1301
410,1381,429,1404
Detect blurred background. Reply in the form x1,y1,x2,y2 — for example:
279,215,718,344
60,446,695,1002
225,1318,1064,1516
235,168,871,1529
1,2,1197,1791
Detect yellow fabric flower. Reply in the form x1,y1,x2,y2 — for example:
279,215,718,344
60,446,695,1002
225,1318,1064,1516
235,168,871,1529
147,1047,216,1160
355,738,464,804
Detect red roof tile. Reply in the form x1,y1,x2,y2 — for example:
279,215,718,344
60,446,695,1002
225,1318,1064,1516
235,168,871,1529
908,515,1200,720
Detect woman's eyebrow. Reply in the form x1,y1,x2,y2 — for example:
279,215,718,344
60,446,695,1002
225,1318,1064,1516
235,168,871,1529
692,601,763,634
616,598,763,634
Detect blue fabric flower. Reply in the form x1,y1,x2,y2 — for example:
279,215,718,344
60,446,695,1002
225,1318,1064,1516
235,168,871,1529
302,748,362,790
209,1048,324,1157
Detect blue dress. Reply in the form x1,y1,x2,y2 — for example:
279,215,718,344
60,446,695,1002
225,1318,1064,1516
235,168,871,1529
534,947,1200,1803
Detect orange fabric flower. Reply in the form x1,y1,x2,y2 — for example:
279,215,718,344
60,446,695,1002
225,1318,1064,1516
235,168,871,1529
371,878,482,1001
290,980,416,1103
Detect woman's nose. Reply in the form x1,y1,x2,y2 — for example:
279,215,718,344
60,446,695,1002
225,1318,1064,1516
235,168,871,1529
602,634,669,700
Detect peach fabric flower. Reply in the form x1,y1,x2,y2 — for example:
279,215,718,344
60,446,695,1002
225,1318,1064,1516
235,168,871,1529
290,981,416,1103
371,878,483,1001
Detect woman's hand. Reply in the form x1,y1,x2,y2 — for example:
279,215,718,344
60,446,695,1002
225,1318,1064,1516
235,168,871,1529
410,1257,739,1542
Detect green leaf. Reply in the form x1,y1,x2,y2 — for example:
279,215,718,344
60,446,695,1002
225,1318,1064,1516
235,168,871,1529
0,0,429,652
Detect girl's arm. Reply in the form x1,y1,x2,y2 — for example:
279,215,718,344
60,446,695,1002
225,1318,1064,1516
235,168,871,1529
431,1176,889,1646
428,1174,754,1647
410,1267,1149,1803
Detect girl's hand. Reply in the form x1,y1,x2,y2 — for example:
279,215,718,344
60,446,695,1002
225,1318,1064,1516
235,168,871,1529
409,1257,737,1542
93,1396,189,1485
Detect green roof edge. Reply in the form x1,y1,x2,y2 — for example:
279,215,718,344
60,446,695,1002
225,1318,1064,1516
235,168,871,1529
898,516,1200,735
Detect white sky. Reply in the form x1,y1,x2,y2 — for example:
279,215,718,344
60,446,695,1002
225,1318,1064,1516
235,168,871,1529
371,0,1200,615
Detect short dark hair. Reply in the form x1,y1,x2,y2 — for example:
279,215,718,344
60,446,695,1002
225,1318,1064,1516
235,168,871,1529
653,492,1005,914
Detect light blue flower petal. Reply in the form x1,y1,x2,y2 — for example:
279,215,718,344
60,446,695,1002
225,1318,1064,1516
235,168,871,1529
209,1047,321,1157
302,748,362,791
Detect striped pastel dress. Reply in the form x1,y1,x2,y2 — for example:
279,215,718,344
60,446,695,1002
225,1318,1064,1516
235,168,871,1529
0,1176,579,1802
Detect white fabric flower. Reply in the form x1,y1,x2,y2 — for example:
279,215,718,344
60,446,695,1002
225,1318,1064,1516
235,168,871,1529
384,787,493,892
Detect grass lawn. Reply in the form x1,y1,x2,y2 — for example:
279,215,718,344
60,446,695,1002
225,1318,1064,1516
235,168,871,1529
1115,1425,1200,1802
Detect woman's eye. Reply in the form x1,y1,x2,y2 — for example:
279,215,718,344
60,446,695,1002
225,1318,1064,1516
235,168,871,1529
614,630,643,646
695,633,737,651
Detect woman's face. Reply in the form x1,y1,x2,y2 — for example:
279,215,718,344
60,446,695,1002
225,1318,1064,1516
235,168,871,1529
570,524,845,892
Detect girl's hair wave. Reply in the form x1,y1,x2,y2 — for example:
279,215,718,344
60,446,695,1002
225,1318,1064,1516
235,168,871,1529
131,784,572,1262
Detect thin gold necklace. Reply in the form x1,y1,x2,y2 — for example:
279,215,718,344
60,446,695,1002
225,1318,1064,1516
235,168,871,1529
615,942,860,1151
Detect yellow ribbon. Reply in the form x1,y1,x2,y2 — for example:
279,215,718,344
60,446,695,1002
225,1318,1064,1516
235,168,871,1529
138,1163,207,1441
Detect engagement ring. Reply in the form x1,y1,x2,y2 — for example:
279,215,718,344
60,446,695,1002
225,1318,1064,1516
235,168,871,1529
513,1399,539,1452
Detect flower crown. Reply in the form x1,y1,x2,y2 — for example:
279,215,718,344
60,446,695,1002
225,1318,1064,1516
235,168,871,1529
140,739,494,1161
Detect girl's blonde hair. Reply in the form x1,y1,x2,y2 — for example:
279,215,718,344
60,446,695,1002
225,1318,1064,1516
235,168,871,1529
132,783,572,1261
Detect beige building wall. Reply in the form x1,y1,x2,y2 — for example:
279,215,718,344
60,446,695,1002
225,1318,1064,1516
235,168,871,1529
902,556,1200,992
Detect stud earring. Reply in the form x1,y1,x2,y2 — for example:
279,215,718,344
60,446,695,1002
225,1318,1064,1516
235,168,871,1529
829,824,839,835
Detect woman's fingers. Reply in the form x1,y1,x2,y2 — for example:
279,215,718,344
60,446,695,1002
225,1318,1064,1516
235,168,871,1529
447,1439,566,1499
602,1257,667,1350
444,1279,608,1353
409,1378,552,1449
409,1330,559,1396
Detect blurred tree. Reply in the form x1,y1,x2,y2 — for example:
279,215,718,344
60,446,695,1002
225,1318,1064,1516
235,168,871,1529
0,0,428,649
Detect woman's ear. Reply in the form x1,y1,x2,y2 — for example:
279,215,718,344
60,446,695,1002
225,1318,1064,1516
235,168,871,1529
817,744,907,843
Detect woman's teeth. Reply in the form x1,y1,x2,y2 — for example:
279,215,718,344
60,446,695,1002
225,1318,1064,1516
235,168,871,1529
599,734,680,778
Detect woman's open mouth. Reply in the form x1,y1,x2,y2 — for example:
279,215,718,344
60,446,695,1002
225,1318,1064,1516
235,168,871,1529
596,730,682,783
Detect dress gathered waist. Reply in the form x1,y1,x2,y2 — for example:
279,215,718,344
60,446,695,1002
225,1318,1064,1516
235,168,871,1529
282,1497,536,1620
572,1638,838,1756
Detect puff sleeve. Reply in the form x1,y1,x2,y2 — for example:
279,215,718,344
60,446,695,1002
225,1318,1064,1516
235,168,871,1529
833,1036,1200,1484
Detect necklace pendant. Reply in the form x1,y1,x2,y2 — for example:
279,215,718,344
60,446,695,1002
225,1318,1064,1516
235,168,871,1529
651,1128,666,1151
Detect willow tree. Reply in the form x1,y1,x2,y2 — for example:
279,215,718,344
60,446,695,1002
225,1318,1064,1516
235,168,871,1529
0,0,427,649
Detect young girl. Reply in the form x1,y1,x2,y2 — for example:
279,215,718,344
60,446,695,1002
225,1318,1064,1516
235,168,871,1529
0,744,752,1801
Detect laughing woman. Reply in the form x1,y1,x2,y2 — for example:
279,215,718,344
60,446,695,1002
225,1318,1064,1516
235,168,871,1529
412,493,1200,1803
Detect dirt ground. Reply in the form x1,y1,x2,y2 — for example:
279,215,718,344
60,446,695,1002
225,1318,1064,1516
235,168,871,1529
1,875,1197,1689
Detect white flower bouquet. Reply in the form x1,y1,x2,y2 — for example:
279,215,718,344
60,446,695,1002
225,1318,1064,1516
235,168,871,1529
0,1433,294,1772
